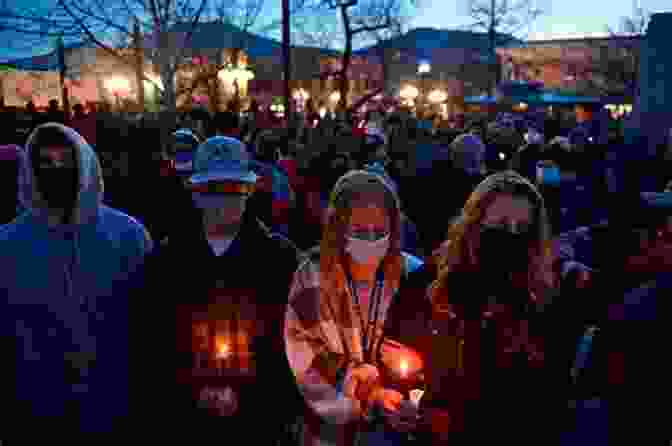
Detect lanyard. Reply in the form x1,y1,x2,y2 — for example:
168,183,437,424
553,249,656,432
345,268,384,364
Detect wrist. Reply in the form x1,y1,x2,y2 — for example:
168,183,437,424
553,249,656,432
365,384,385,407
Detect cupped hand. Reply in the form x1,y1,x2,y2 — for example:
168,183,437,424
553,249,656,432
386,399,420,432
370,387,403,412
198,386,238,417
343,363,380,402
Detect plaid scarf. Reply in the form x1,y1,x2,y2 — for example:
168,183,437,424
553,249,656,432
285,254,401,445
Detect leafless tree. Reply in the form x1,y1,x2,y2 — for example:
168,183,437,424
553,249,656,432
466,0,542,94
173,0,311,112
0,3,82,55
546,9,647,98
294,11,342,49
53,0,210,116
362,0,411,98
599,7,648,97
311,0,415,111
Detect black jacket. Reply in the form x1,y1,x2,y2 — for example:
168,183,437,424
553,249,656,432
382,265,569,445
135,211,303,441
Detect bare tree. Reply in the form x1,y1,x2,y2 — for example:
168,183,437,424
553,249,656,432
314,0,414,111
467,0,542,94
0,3,82,55
600,7,648,97
540,9,647,98
362,0,410,98
170,0,309,112
53,0,211,116
294,11,342,49
175,0,268,112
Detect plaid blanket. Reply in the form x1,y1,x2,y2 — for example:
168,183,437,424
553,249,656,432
285,253,401,446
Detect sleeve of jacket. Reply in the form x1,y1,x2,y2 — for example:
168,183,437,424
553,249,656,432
284,259,361,425
556,226,593,273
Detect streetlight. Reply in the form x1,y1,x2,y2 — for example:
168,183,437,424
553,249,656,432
428,89,448,118
399,85,419,108
293,88,310,112
104,76,130,110
428,89,447,104
218,65,255,97
417,61,431,115
399,85,419,100
418,62,431,75
329,91,341,111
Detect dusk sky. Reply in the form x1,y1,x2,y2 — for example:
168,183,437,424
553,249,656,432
1,0,670,60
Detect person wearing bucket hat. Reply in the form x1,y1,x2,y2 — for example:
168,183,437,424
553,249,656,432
140,134,303,442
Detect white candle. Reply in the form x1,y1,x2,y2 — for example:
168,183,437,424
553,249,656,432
409,389,425,409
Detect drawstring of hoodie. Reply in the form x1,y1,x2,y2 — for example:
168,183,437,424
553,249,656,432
63,230,84,307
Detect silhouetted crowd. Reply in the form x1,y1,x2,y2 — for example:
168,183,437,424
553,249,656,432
0,101,670,445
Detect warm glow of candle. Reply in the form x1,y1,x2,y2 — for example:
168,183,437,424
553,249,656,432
216,343,231,359
400,359,409,378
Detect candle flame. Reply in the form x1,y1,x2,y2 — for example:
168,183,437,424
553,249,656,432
400,359,409,377
216,343,231,359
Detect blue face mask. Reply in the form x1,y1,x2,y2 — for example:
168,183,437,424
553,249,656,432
536,163,561,186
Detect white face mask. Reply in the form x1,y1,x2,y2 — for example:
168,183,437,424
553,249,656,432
345,234,390,265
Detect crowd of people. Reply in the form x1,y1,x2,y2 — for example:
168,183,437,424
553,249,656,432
0,99,671,444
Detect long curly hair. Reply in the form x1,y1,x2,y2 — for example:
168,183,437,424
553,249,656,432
430,171,555,313
319,170,403,301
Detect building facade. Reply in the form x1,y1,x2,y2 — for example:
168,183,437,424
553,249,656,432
497,36,641,101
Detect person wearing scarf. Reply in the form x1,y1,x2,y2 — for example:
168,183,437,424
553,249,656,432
285,170,423,446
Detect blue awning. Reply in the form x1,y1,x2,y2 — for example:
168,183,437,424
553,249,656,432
464,95,497,104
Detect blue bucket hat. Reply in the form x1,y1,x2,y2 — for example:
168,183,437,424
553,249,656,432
188,136,258,185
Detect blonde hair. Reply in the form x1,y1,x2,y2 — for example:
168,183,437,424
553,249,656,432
430,171,555,312
320,170,403,299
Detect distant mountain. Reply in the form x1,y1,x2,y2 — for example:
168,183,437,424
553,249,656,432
354,27,521,59
170,21,338,58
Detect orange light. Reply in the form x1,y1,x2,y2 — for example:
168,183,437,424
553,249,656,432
400,359,409,378
216,343,231,359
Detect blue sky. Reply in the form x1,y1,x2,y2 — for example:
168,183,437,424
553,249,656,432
411,0,670,40
1,0,671,60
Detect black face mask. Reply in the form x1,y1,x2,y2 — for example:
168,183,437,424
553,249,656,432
479,225,531,277
36,167,79,210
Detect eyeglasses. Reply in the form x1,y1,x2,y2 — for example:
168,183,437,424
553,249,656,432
346,230,390,242
187,181,255,195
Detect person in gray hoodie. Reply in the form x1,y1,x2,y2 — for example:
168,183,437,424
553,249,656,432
0,123,152,437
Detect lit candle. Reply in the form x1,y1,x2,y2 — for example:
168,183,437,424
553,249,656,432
216,342,231,375
400,359,409,379
399,358,411,400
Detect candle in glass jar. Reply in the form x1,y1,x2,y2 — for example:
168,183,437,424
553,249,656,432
216,343,231,375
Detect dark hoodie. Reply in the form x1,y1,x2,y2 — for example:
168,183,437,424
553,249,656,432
0,123,152,435
140,208,303,441
0,144,22,224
